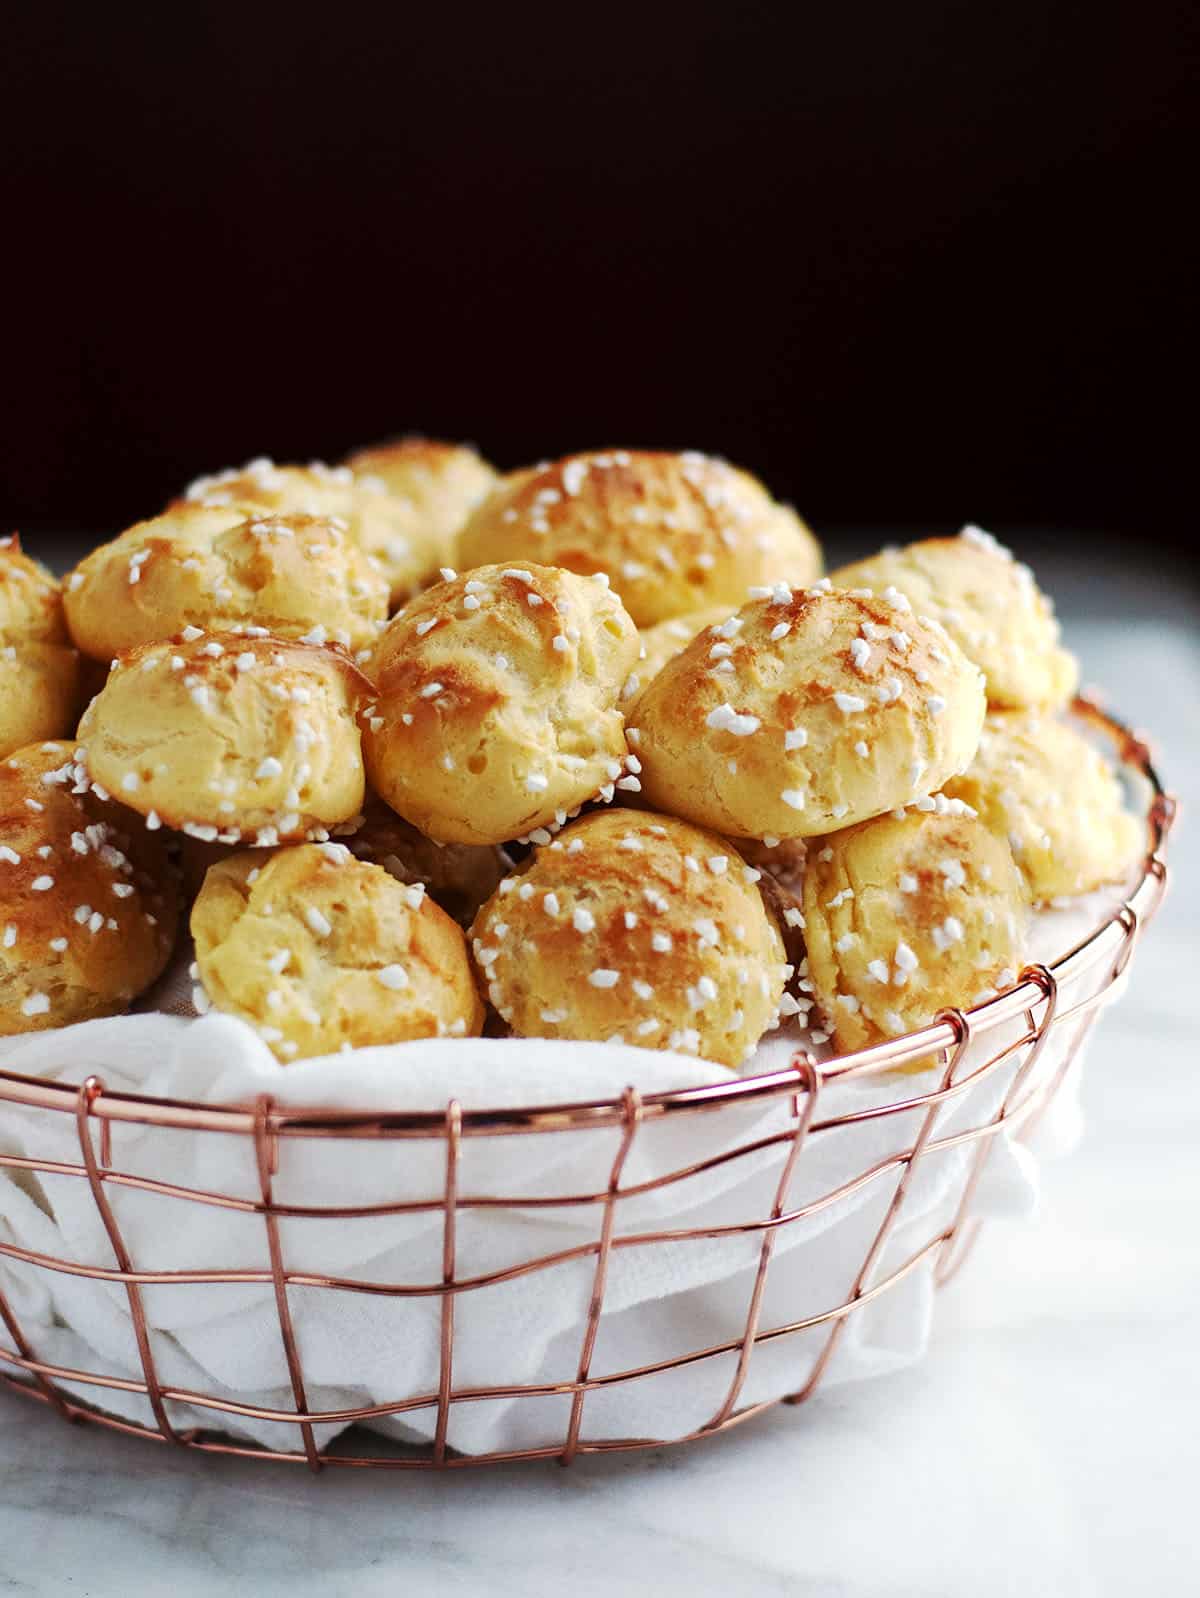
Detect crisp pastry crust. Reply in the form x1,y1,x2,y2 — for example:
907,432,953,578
630,606,736,711
456,450,822,627
468,808,791,1067
178,457,445,605
634,585,986,839
0,537,82,759
802,808,1027,1055
0,535,69,640
191,844,484,1060
0,741,177,1032
345,436,498,577
829,527,1078,709
345,798,509,926
0,643,83,762
362,563,639,846
76,633,369,845
63,503,388,661
943,710,1143,901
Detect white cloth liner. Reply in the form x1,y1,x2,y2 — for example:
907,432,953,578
0,887,1125,1456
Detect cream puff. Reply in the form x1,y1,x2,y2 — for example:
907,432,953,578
457,450,821,626
634,585,986,839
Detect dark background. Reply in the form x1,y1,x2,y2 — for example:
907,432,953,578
3,1,1196,564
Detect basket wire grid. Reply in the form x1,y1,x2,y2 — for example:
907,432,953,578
0,698,1176,1471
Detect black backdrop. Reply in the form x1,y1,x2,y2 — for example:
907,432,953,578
4,1,1196,553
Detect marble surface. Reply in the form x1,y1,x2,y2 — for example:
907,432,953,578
1,589,1197,1597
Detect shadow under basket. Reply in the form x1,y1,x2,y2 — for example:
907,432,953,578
0,698,1177,1472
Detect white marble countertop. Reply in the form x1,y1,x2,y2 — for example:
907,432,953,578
1,591,1196,1597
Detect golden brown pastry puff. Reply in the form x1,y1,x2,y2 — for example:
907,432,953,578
634,585,986,839
63,503,388,661
628,605,737,711
178,457,442,605
76,632,369,845
344,436,498,578
1,741,177,1032
362,563,639,846
191,843,483,1059
829,527,1077,709
802,808,1027,1054
469,808,791,1067
456,450,822,626
943,710,1143,900
0,535,83,759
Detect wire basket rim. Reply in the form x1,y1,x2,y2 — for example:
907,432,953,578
0,695,1175,1142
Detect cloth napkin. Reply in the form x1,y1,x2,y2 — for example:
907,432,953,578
0,888,1122,1456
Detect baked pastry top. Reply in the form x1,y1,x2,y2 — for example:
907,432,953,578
76,632,370,844
634,585,986,839
2,455,1126,1067
829,527,1078,709
345,436,498,577
179,457,444,604
192,843,483,1060
944,710,1142,901
470,809,791,1067
802,808,1027,1054
1,535,69,640
363,562,639,846
63,503,389,661
0,646,82,764
629,606,736,711
0,740,177,1033
457,450,822,627
0,537,82,759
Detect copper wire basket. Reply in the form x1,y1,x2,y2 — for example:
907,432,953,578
0,697,1175,1472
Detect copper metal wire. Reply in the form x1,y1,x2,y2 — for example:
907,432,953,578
0,698,1176,1471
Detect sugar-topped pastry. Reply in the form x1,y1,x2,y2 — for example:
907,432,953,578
802,808,1027,1055
943,710,1142,901
456,450,822,626
0,536,73,657
634,585,986,839
63,503,389,662
829,527,1078,709
179,457,444,604
0,536,82,759
0,741,177,1033
468,809,791,1067
76,633,369,845
629,606,736,710
344,436,499,578
362,563,639,846
191,844,484,1059
345,798,510,926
